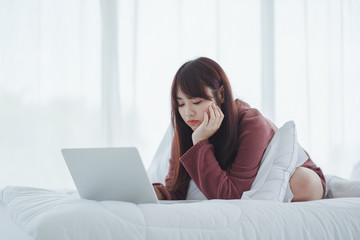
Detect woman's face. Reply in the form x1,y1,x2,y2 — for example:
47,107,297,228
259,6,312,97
176,87,216,131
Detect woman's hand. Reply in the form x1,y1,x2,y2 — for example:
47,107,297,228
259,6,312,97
154,186,165,200
192,102,224,145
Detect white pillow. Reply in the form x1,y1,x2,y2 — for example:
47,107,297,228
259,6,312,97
241,121,307,202
350,160,360,180
325,175,360,198
186,179,207,200
147,125,172,184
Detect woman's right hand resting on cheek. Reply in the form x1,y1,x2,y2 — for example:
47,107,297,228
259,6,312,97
192,103,224,145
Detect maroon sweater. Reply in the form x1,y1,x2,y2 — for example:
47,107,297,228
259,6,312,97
153,100,325,200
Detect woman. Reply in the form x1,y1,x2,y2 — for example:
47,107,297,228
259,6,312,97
153,57,325,202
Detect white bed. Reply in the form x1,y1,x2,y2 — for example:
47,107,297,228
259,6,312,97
0,204,33,240
1,122,360,240
1,183,360,240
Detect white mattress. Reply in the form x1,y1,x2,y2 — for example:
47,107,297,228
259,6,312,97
1,186,360,240
0,204,33,240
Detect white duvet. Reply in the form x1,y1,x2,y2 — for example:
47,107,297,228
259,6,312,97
1,184,360,240
2,121,360,240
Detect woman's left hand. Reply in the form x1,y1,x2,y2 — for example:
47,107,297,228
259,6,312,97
192,102,224,145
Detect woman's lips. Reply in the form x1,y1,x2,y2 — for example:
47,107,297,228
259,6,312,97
188,120,199,126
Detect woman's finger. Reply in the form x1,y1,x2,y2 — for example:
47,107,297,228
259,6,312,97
203,111,209,126
215,105,224,127
208,104,215,125
212,103,219,118
213,103,220,117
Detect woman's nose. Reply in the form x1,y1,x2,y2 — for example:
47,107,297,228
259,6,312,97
185,105,195,116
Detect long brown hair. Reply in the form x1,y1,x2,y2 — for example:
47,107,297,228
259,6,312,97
168,57,239,191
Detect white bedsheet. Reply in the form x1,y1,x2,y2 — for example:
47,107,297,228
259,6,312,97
1,186,360,240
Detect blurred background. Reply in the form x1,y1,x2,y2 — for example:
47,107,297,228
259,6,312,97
0,0,359,189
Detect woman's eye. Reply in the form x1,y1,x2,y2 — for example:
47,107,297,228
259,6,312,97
178,103,184,107
193,101,202,105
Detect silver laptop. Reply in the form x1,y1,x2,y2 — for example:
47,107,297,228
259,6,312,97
61,147,159,204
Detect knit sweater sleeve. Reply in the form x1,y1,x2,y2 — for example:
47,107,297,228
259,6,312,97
180,108,276,199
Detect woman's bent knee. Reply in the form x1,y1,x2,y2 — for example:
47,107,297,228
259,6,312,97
290,167,324,202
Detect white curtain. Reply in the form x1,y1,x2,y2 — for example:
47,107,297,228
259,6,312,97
274,0,360,178
0,0,359,189
0,0,102,189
